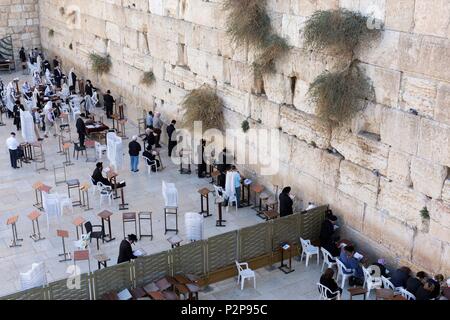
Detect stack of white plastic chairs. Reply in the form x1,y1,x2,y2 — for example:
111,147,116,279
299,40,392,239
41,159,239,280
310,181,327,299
184,212,204,242
69,95,82,122
42,192,61,230
19,262,47,290
162,180,178,208
106,131,123,171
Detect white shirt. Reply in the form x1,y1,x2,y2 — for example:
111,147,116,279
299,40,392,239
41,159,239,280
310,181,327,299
6,136,19,150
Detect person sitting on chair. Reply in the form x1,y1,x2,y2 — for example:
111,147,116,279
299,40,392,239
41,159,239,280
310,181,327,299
339,245,364,285
320,268,342,299
117,234,138,264
92,162,111,186
142,144,161,172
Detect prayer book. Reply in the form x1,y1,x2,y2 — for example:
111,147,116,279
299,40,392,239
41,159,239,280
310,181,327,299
282,243,290,250
354,252,364,260
133,248,146,257
117,288,132,300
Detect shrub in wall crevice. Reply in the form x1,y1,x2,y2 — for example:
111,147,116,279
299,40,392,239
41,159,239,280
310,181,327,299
141,71,155,86
89,53,112,75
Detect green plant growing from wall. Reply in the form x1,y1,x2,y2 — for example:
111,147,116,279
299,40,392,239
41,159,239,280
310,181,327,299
241,120,250,132
141,70,155,86
68,43,73,50
308,62,374,124
89,53,112,75
304,9,381,126
223,0,289,76
181,84,224,132
48,29,54,37
420,207,430,220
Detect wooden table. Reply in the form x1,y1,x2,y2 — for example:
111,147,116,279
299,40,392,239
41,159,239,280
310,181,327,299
28,210,45,242
263,210,279,221
143,282,159,295
130,287,147,300
375,288,395,300
98,210,115,242
57,229,71,262
348,287,368,300
72,216,85,240
279,241,294,274
94,254,110,270
148,291,166,300
6,215,23,247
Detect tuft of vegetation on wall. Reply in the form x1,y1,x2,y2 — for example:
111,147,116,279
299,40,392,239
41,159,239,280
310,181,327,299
181,84,224,132
241,120,250,133
223,0,289,75
141,71,155,86
305,9,381,126
308,62,373,125
59,7,65,15
89,53,112,75
420,207,430,220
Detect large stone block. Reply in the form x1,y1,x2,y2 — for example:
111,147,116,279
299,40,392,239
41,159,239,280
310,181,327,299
441,244,450,275
400,75,437,119
412,233,443,274
380,216,415,260
183,0,225,30
410,157,448,199
105,21,121,44
380,108,419,155
435,82,450,126
292,78,315,114
399,33,450,83
281,14,306,48
186,47,228,84
331,126,389,175
414,0,450,38
249,95,280,129
442,179,450,204
228,60,253,93
417,118,450,167
338,160,379,207
387,150,412,187
279,105,331,149
385,0,415,32
262,72,292,105
357,30,400,71
377,180,429,227
362,206,385,244
291,0,339,16
328,189,366,232
359,63,401,108
429,200,450,230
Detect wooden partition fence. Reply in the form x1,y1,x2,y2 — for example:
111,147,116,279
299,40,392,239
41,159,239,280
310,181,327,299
0,205,327,300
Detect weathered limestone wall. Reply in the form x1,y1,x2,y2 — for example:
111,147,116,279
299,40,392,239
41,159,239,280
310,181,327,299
0,0,40,64
38,0,450,275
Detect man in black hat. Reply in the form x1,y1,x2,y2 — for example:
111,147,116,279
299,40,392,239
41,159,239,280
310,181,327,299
103,90,115,119
117,234,138,264
91,162,111,186
320,210,340,257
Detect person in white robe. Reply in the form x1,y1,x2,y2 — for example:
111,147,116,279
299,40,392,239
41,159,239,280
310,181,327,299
224,169,237,207
60,82,70,100
92,88,99,107
36,54,42,75
31,87,39,109
45,68,53,85
84,94,94,116
5,82,16,117
32,70,41,87
22,81,31,95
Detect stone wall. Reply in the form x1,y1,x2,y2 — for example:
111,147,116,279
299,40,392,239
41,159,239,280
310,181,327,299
0,0,40,65
37,0,450,276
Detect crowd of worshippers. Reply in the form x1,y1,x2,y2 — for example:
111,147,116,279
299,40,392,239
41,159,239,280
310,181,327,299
317,209,449,300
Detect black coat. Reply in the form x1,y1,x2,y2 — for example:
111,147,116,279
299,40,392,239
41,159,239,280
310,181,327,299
117,240,136,264
128,141,141,156
390,269,410,288
320,276,341,298
85,84,93,97
167,124,175,140
19,49,26,62
406,277,423,296
279,192,293,217
103,94,114,107
319,220,334,247
76,118,86,134
92,167,110,186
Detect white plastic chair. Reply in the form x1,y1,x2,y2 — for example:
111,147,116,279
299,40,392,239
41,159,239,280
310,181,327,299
321,247,337,272
381,275,403,293
42,192,61,230
299,237,319,267
89,176,100,196
399,288,416,300
95,141,107,159
142,155,158,173
362,266,382,299
317,283,341,300
235,261,256,290
336,258,354,289
69,98,81,122
98,183,113,207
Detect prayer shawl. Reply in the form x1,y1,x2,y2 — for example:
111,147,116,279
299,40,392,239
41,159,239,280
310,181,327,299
31,88,39,109
225,171,237,202
60,83,70,99
33,71,41,87
22,82,31,94
84,95,94,113
45,68,52,84
36,55,42,73
92,91,99,105
6,82,15,112
68,68,75,87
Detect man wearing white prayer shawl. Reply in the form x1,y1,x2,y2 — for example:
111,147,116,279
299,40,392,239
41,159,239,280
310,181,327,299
45,68,52,85
60,82,70,100
92,88,99,107
84,94,94,116
22,81,31,94
32,70,41,87
5,82,15,117
36,54,42,74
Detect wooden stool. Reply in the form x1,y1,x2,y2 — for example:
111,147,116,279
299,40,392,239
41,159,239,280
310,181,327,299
155,277,173,291
251,183,264,213
7,215,23,247
256,192,270,218
80,183,91,211
94,253,110,270
164,206,178,234
167,234,183,248
138,211,153,240
32,181,44,210
215,197,226,227
53,164,67,185
67,179,82,206
348,287,368,300
57,229,71,262
198,187,212,217
63,143,73,166
263,210,279,221
72,216,85,240
122,212,137,239
28,211,45,242
73,249,91,273
98,210,115,242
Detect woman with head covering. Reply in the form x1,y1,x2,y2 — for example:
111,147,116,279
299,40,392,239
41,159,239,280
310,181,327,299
279,186,294,217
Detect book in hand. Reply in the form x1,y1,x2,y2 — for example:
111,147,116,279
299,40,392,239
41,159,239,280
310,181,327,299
133,248,146,257
117,288,132,300
354,252,364,260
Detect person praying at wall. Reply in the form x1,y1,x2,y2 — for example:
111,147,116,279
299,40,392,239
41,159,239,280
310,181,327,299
117,234,138,264
152,112,162,147
53,65,62,88
103,90,115,119
279,186,294,217
76,115,86,148
68,67,77,93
